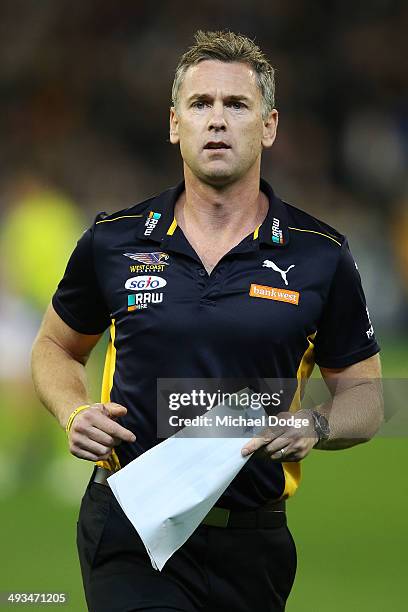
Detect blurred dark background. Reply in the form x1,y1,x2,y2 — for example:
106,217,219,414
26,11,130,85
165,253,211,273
0,2,407,610
1,0,408,330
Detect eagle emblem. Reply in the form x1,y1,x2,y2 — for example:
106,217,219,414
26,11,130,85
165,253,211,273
123,252,169,265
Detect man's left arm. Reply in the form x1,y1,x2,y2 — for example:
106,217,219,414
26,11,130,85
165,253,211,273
314,352,383,450
241,353,383,460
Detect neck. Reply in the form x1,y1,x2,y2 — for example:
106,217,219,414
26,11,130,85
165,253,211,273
176,164,267,237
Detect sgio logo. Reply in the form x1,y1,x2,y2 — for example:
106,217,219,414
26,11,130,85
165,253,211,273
125,276,167,291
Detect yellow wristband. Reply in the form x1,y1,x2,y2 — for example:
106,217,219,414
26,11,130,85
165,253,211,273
65,404,91,435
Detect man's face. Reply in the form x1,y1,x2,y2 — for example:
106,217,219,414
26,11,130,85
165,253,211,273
170,60,278,187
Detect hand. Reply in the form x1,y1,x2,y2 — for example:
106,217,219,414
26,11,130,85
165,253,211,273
68,402,136,462
241,409,319,462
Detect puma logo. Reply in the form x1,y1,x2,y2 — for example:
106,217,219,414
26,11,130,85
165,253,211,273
262,260,295,286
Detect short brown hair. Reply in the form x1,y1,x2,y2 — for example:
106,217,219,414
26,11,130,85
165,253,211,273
172,30,276,119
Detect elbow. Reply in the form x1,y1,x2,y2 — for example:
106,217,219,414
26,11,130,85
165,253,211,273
361,379,384,441
363,399,385,442
30,334,41,374
347,400,384,447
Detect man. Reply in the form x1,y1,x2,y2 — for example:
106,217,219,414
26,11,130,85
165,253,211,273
31,30,383,612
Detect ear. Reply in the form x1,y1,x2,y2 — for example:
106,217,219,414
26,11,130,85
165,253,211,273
169,107,180,144
262,109,278,148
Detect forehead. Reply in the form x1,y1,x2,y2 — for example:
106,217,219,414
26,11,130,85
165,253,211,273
180,59,259,98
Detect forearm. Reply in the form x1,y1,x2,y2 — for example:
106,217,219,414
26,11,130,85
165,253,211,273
31,336,91,430
314,380,384,450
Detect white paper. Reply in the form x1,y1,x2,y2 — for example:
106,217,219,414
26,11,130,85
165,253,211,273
108,390,267,571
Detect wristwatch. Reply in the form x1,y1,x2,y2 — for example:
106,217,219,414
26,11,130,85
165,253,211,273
310,410,330,443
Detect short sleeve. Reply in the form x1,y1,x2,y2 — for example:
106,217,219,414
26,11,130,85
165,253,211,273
52,224,111,334
314,240,380,368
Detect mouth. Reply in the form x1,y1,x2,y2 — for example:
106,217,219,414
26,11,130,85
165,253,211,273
203,141,231,150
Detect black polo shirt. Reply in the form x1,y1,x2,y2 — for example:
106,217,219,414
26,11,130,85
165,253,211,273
53,179,380,509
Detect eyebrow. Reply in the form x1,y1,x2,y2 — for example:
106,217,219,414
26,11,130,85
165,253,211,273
187,93,252,103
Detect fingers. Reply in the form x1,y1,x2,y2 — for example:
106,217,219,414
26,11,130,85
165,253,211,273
265,436,295,460
242,433,314,462
260,431,317,461
101,402,128,419
72,433,113,461
241,433,272,457
241,410,318,461
68,402,136,462
70,447,112,462
87,425,120,448
241,423,285,457
78,403,136,442
90,411,136,443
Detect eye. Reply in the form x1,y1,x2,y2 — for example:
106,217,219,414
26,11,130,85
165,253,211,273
192,101,209,109
228,101,246,110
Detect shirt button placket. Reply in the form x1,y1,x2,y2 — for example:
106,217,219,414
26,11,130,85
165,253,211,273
198,266,222,307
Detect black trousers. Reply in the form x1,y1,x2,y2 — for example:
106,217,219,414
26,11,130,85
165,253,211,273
77,474,297,612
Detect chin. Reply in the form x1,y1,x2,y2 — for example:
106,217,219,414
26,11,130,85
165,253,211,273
201,173,236,188
196,164,237,187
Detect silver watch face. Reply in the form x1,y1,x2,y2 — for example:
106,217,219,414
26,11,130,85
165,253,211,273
313,412,330,440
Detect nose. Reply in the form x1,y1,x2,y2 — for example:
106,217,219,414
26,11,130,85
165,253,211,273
208,101,227,131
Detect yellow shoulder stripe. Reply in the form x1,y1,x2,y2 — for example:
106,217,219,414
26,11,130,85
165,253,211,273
96,214,143,225
288,227,341,246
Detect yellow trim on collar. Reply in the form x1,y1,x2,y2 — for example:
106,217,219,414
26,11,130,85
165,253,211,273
288,227,341,246
96,215,143,224
167,217,178,235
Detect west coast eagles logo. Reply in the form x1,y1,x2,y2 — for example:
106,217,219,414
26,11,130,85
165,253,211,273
124,252,169,265
124,251,170,273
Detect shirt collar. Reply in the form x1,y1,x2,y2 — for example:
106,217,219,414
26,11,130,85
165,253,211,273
134,182,184,243
135,178,289,248
256,178,289,247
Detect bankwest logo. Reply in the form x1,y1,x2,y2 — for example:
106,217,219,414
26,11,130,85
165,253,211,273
144,211,161,236
249,284,299,305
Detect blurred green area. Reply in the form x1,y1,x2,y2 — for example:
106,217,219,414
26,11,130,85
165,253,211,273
0,336,406,611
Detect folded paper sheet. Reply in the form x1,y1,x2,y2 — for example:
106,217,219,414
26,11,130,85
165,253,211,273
108,390,267,570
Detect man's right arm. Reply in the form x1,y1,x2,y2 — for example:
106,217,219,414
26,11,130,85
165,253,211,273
31,304,136,462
